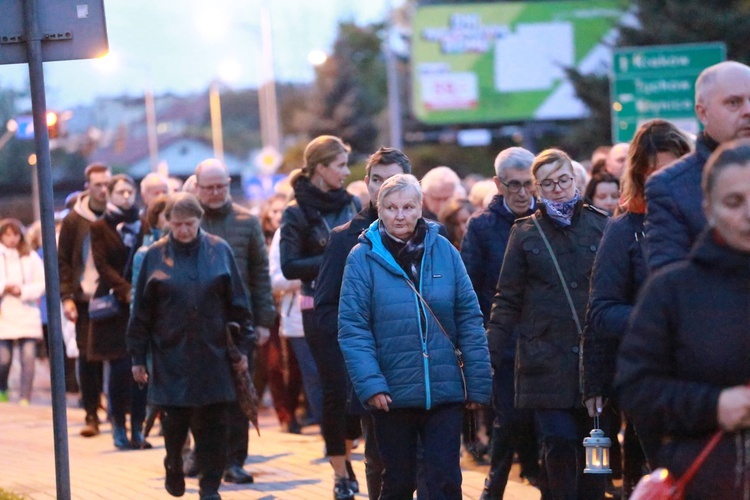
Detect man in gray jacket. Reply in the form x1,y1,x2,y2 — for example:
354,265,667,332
195,158,276,484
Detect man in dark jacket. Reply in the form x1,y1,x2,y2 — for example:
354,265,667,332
645,60,750,271
314,147,411,500
195,158,276,484
461,147,540,498
58,163,111,437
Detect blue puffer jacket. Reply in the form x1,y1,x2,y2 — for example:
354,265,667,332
644,132,717,272
338,220,492,410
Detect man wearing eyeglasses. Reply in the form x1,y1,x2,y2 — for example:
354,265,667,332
460,147,541,498
193,158,276,485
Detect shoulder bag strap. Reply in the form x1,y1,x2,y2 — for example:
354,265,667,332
404,278,467,401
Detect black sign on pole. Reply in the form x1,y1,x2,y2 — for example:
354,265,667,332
0,2,107,498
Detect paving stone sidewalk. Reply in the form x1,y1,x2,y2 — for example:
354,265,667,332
0,358,541,499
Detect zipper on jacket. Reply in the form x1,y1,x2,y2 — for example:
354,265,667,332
416,249,431,410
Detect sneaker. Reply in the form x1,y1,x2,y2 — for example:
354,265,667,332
0,391,8,402
345,460,359,493
333,476,354,500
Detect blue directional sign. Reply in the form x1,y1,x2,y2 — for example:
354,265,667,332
13,115,35,140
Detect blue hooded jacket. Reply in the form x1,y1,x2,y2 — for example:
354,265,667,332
338,219,492,410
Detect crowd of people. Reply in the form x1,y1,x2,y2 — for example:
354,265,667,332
0,59,748,500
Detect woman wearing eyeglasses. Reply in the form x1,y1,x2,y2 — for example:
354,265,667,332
487,149,609,499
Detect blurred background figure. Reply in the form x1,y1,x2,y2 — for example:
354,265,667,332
605,142,629,179
346,180,370,210
616,138,750,499
420,166,462,220
139,173,171,209
582,119,692,497
467,179,498,210
89,174,148,451
438,198,475,250
0,219,46,405
572,160,590,195
256,192,305,434
584,171,620,215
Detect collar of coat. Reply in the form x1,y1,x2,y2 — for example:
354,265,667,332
690,228,750,279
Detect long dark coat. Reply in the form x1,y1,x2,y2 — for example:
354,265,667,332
615,230,750,498
88,215,143,361
127,231,254,407
487,201,608,409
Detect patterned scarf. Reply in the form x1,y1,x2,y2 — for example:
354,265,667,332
540,191,581,227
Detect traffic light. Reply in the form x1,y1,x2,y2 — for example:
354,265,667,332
47,111,59,139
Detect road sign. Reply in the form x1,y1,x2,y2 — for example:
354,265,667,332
610,42,726,143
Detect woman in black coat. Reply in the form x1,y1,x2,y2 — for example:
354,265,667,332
279,135,360,500
582,120,692,493
128,193,254,499
616,138,750,499
488,149,609,499
89,174,147,450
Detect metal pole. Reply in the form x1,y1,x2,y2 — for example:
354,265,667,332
209,81,224,162
384,0,403,150
22,0,71,498
144,81,159,172
259,0,280,151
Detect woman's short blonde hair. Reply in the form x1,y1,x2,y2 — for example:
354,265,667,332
531,149,574,182
377,174,423,208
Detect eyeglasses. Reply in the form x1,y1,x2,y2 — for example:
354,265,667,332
536,175,573,193
198,183,229,193
499,180,534,193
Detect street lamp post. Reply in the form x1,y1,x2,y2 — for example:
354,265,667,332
258,0,280,152
385,0,403,150
209,80,224,162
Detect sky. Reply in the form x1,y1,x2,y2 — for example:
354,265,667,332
0,0,405,110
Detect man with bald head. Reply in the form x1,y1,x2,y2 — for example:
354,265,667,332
194,158,276,484
605,142,629,179
139,172,170,208
645,60,750,271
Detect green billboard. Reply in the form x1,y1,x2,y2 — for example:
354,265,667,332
411,1,624,125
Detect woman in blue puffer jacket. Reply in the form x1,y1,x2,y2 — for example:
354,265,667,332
339,173,492,500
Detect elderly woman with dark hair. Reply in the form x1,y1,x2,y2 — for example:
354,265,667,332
488,149,609,499
616,138,750,499
128,192,254,500
339,173,492,499
582,119,692,495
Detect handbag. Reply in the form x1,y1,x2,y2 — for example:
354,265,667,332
403,279,468,401
630,430,724,500
88,292,122,321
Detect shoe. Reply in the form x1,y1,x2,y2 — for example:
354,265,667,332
0,391,8,402
223,464,254,484
131,428,153,450
113,425,132,450
466,441,489,464
80,415,100,437
284,418,302,434
183,449,199,477
333,476,354,500
199,492,221,500
345,460,359,493
164,457,186,497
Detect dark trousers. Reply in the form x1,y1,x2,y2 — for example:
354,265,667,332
163,403,230,496
361,414,384,500
373,403,464,500
74,303,103,419
483,363,540,498
535,408,606,500
109,356,148,429
302,309,361,456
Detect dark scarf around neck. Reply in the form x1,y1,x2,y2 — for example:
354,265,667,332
293,175,353,223
379,218,428,286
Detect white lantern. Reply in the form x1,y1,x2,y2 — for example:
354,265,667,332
583,418,612,474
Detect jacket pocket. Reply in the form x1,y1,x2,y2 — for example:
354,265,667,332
516,318,555,376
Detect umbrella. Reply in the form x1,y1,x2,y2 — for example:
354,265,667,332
226,322,260,436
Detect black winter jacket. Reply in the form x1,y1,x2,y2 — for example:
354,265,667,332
201,201,276,328
487,201,608,409
615,230,750,498
582,212,646,399
127,231,254,407
644,133,717,272
280,197,359,297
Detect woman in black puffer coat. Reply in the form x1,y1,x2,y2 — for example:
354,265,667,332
616,138,750,499
279,135,361,500
582,120,692,494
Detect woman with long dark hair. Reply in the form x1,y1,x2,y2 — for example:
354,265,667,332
279,135,361,499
